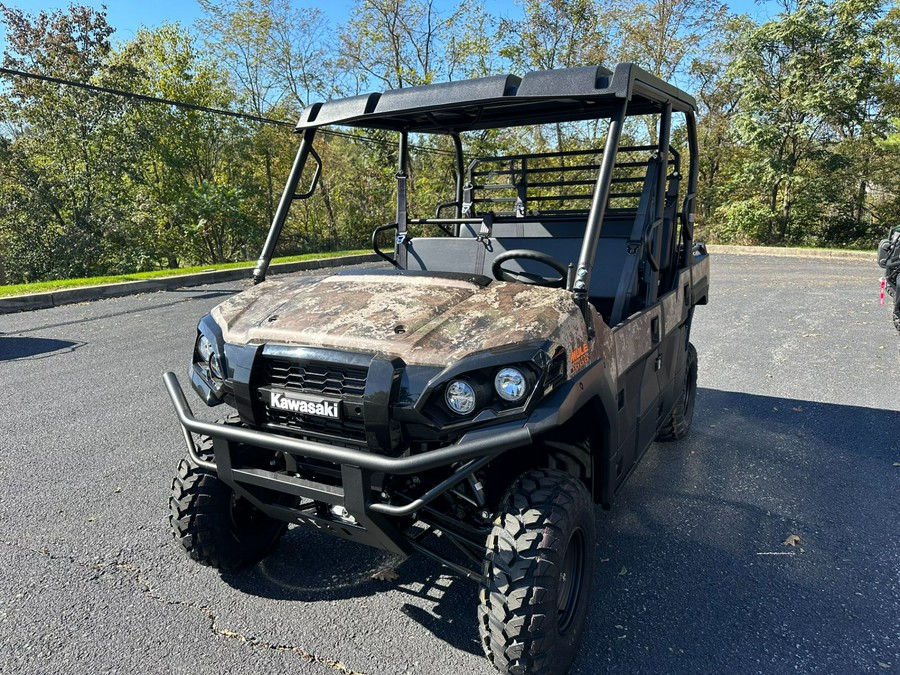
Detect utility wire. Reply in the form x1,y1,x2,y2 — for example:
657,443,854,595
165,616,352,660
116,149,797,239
0,66,458,157
0,66,294,127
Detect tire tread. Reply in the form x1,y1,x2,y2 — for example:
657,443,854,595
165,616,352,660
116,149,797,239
478,469,594,675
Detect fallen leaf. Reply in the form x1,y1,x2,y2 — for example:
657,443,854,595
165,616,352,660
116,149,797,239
618,566,628,576
371,567,399,581
783,534,801,547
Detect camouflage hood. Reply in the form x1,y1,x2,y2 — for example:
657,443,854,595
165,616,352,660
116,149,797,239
211,272,589,366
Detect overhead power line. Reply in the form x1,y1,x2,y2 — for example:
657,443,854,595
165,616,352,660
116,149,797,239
0,66,294,127
0,66,458,157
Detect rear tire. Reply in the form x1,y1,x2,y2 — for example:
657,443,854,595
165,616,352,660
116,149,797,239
478,469,595,675
657,342,697,442
169,418,288,571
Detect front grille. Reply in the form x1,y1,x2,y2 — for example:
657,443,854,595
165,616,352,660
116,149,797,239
260,357,368,445
264,359,367,398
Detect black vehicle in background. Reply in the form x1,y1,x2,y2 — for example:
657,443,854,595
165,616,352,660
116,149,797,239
878,226,900,332
164,63,710,675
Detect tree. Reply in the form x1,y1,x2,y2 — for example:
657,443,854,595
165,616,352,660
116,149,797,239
197,0,332,226
0,3,131,280
613,0,730,86
339,0,476,89
110,23,268,266
690,15,751,238
499,0,609,72
723,0,898,245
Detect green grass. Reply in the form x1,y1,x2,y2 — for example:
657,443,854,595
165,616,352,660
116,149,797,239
0,250,369,298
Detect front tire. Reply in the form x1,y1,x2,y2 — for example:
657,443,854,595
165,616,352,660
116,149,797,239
169,420,288,570
478,469,595,675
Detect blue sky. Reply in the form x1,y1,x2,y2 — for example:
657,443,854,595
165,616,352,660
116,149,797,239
0,0,780,59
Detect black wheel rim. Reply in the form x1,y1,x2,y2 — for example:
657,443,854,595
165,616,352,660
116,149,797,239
557,528,586,634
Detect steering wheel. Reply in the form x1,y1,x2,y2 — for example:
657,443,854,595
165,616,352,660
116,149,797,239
491,249,568,288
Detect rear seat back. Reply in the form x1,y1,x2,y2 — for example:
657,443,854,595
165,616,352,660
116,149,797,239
404,217,638,308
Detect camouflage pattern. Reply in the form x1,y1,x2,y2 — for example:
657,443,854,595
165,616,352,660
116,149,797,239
212,273,592,367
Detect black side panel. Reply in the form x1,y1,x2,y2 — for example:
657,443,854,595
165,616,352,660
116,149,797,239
611,362,642,491
635,350,662,462
656,326,686,422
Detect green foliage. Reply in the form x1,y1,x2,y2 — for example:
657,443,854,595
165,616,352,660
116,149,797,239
721,0,900,245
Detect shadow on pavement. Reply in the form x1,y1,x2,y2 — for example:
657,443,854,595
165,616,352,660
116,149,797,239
0,336,83,361
224,387,900,672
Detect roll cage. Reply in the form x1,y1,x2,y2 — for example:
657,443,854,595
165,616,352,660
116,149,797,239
252,62,699,332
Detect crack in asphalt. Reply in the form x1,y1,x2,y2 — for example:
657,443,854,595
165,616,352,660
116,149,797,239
3,542,367,675
114,562,368,675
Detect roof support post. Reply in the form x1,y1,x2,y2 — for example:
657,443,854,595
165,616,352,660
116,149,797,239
396,131,409,268
253,128,317,284
574,98,628,336
684,110,699,255
451,132,464,219
643,102,672,306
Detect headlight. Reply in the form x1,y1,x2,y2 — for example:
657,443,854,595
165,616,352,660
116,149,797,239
197,334,215,362
196,331,225,381
445,380,477,415
209,353,225,379
494,367,527,402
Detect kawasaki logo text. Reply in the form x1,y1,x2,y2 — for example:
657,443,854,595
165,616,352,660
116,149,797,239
270,392,340,419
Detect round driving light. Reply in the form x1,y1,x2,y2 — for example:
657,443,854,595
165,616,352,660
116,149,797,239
445,380,476,415
197,334,214,362
494,367,527,402
209,353,225,379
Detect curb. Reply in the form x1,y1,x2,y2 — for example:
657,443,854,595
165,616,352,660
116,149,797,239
706,244,873,261
0,253,380,315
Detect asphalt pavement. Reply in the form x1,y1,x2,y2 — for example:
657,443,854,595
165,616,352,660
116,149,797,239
0,255,897,675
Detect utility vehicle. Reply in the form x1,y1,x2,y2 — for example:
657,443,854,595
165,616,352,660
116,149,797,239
164,63,710,675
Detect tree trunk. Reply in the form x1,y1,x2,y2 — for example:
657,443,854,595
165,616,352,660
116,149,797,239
855,179,867,225
779,181,791,243
768,181,780,243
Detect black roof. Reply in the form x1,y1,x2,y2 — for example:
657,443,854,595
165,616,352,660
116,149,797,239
296,63,696,134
